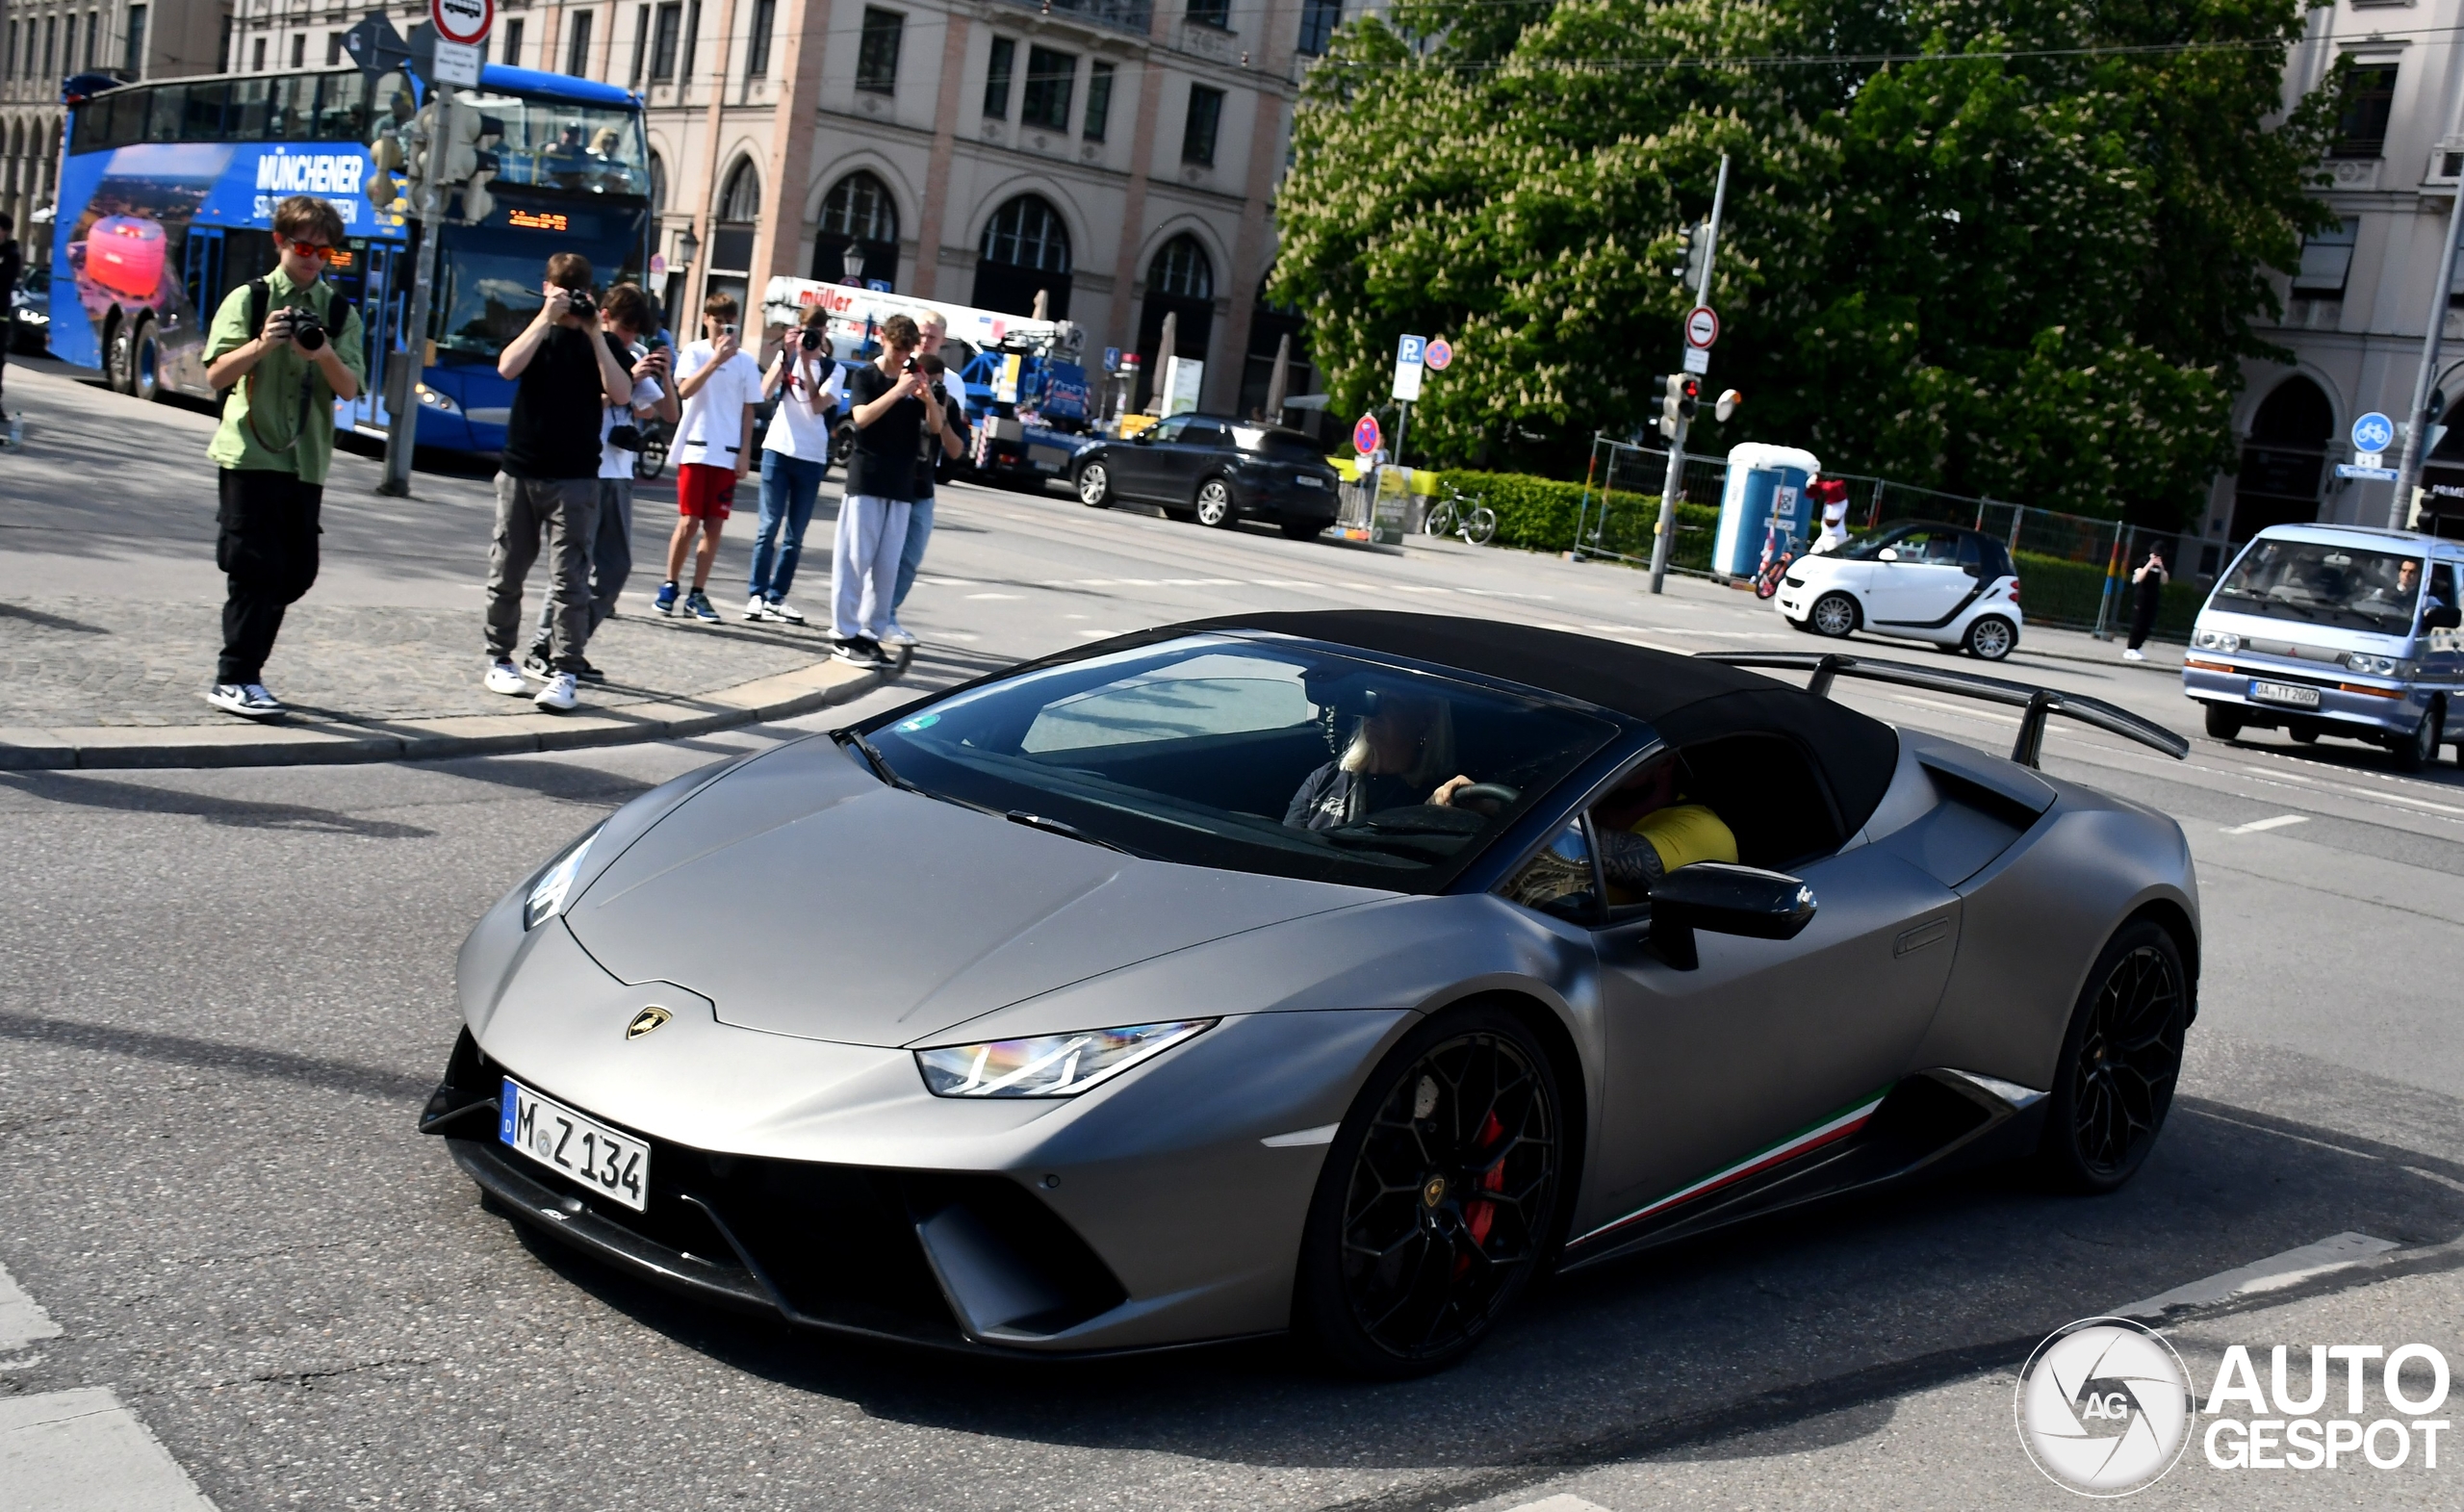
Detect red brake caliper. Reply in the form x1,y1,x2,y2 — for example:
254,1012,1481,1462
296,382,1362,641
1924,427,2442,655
1465,1108,1506,1248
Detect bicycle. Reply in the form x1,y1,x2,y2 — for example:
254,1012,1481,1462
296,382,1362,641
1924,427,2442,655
631,416,671,481
1751,517,1798,600
1422,484,1498,546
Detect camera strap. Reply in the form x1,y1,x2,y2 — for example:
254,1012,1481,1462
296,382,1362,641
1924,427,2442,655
239,279,358,456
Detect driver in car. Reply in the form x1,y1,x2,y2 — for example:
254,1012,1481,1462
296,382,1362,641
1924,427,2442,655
1284,694,1479,831
1593,755,1737,899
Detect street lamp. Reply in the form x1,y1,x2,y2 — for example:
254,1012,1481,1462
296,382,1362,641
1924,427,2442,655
674,224,699,269
841,240,866,285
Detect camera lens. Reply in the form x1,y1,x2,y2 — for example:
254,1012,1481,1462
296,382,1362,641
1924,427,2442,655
800,329,822,351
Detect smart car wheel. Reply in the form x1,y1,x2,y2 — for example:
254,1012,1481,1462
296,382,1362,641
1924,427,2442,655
1077,461,1112,507
2393,704,2442,773
1195,477,1238,528
1964,615,2015,661
1809,591,1859,638
1296,1005,1562,1377
2035,921,2188,1194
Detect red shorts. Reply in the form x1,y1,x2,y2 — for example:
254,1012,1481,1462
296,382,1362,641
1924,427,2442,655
678,463,736,521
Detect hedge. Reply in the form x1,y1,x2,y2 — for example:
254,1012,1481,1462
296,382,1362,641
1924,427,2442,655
2013,551,2203,638
1442,471,1722,571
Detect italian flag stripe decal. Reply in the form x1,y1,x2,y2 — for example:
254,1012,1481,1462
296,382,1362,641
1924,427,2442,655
1574,1084,1895,1246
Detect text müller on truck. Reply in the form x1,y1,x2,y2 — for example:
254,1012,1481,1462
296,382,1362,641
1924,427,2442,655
2182,523,2464,771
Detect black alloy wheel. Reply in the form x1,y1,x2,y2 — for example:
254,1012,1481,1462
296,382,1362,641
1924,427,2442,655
1194,476,1239,528
2392,704,2442,774
2036,921,2189,1193
1297,1007,1562,1376
1077,460,1112,507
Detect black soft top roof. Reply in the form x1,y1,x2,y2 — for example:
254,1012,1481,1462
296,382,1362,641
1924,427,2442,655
1207,610,1903,833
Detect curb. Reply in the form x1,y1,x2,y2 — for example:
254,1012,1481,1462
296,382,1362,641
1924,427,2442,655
0,654,905,772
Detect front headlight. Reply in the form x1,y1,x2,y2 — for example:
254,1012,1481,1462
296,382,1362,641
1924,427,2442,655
2194,629,2240,653
2347,653,2400,677
522,827,601,930
415,383,462,416
915,1019,1217,1098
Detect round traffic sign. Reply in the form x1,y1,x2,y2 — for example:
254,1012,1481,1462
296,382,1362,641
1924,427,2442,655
1424,337,1453,372
2352,411,2395,454
1353,413,1382,456
1684,306,1720,349
433,0,494,47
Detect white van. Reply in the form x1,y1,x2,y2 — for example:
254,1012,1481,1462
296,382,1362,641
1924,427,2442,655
2182,524,2464,770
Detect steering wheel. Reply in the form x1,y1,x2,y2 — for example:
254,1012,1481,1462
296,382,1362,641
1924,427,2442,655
1449,782,1521,808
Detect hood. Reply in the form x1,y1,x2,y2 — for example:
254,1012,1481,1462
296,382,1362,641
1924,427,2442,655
561,737,1380,1046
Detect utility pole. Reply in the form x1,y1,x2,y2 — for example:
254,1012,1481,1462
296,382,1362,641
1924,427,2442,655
1651,152,1728,594
2390,172,2464,529
379,88,451,499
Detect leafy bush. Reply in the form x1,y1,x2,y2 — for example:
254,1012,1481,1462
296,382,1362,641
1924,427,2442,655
1444,470,1722,569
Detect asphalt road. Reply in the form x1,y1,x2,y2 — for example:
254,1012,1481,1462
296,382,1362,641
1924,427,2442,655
7,452,2464,1509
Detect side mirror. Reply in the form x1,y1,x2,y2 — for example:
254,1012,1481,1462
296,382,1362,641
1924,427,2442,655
2427,603,2461,631
1648,862,1816,971
1876,547,1899,562
1133,432,1154,446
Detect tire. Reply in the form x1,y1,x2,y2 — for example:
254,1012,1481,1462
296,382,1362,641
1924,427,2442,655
104,315,133,395
2202,705,2244,741
1194,476,1239,528
2288,722,2318,744
2393,704,2442,773
1461,505,1497,546
1964,614,2015,661
633,435,668,481
1076,460,1112,507
1295,1004,1565,1377
1809,591,1860,639
1422,500,1458,538
1279,518,1324,541
2033,920,2190,1194
128,319,161,403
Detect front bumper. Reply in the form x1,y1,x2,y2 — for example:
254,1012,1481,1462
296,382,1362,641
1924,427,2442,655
2182,662,2424,735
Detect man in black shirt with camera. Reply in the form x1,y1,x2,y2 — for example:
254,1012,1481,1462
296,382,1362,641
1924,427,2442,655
485,251,633,711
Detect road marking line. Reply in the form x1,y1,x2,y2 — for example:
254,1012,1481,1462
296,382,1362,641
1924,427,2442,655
964,593,1023,601
1113,577,1159,585
1389,584,1451,593
1502,1497,1616,1512
1248,578,1322,587
0,1389,219,1510
0,1263,63,1353
1073,578,1116,585
2221,814,2311,834
2114,1232,2398,1320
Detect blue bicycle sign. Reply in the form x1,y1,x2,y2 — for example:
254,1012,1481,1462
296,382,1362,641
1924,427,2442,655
2352,411,2396,454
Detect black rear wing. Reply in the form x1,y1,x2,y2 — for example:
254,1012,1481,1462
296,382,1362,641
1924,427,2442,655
1697,652,2190,768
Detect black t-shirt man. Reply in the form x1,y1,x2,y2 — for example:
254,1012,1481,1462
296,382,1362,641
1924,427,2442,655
500,323,608,479
844,363,924,500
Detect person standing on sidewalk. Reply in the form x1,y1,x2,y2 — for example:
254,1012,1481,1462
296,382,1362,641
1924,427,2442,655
831,314,946,666
523,281,676,681
2123,542,2169,662
656,293,761,624
200,195,365,720
744,303,843,623
886,309,968,646
485,252,634,712
0,213,24,422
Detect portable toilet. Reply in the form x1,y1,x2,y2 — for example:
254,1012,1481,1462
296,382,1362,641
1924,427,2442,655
1712,444,1821,579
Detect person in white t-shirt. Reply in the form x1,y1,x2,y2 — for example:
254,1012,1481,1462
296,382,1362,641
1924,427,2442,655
525,282,677,679
654,291,762,624
744,303,846,623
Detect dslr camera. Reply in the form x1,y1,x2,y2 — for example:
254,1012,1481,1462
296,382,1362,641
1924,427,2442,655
799,327,825,353
286,309,327,352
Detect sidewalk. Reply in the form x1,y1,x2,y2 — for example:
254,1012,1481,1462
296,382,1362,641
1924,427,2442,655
0,364,895,769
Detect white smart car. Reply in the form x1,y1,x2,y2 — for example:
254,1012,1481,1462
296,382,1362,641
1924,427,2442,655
1774,522,2025,660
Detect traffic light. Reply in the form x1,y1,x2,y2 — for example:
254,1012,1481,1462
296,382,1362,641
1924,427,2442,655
1682,218,1710,289
1659,373,1700,439
1670,225,1692,282
439,108,502,223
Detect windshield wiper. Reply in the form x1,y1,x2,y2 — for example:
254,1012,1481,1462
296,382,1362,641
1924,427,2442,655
839,730,913,791
1007,809,1142,857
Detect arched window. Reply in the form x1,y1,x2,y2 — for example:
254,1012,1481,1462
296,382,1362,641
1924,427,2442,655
2230,376,2332,542
648,151,667,221
703,156,761,317
812,169,899,287
1135,232,1219,410
1152,234,1211,299
718,157,761,222
970,193,1072,317
1240,269,1310,423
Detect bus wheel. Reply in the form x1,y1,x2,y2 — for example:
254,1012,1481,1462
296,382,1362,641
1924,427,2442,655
104,316,133,395
129,319,162,403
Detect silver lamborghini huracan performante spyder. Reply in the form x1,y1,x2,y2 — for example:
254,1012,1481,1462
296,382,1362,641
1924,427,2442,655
422,612,2199,1375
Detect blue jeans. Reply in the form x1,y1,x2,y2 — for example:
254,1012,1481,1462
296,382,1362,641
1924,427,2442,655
893,492,934,610
748,450,828,602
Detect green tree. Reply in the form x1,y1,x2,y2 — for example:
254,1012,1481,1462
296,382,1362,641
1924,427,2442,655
1271,0,2337,525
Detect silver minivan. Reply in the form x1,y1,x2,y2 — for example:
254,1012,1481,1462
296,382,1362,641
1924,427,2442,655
2182,524,2464,769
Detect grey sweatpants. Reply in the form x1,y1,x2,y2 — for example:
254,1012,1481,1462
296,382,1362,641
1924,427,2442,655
486,474,599,670
535,476,634,643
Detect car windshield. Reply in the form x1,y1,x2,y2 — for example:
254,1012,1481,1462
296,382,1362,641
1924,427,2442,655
1837,525,1956,563
2212,539,2423,635
857,636,1620,890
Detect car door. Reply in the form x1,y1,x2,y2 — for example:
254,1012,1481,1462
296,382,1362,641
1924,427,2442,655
1110,415,1186,499
1163,420,1230,501
1866,528,1978,627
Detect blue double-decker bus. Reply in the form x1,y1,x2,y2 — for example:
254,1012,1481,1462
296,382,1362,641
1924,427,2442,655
51,63,650,454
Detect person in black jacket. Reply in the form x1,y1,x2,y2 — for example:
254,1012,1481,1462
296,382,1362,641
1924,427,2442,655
0,213,23,420
2124,542,2169,661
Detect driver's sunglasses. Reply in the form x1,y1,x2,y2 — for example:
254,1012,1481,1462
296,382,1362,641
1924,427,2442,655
278,236,339,263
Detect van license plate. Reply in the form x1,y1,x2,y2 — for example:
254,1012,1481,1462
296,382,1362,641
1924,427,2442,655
2250,680,2321,708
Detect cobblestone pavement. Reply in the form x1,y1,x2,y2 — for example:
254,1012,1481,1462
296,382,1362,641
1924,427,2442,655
2,594,841,726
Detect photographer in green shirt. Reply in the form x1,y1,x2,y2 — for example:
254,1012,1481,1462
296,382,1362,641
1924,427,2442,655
200,195,366,720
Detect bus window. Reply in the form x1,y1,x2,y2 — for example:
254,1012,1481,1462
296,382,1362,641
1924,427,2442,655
458,90,650,197
181,81,230,140
143,85,185,143
313,72,372,141
229,78,273,140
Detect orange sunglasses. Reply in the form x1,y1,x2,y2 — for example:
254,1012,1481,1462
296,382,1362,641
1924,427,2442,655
276,235,340,263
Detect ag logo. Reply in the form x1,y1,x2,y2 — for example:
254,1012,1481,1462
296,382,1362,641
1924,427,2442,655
2015,1318,2194,1496
625,1006,672,1040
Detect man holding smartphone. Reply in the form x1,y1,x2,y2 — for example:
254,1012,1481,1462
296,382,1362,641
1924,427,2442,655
658,292,762,623
486,251,634,712
200,195,365,720
745,303,843,622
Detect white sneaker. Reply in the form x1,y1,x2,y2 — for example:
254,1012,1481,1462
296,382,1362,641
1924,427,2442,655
484,659,527,695
769,598,808,625
879,623,917,649
2122,648,2146,662
206,682,285,719
534,671,578,711
743,596,776,622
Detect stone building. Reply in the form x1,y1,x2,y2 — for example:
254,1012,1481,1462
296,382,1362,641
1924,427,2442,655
0,0,224,237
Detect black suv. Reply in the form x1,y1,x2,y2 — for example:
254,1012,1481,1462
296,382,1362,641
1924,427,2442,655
1070,414,1344,539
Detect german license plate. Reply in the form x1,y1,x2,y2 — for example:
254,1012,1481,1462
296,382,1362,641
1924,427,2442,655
500,1078,649,1211
1297,474,1324,488
2250,679,2321,708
